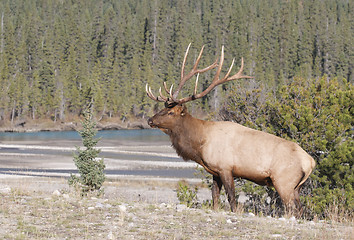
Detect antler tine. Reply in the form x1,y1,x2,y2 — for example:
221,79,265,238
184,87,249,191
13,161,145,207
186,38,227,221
173,44,218,100
163,82,170,94
162,82,174,98
180,43,192,83
145,83,165,102
224,58,235,80
212,45,225,84
194,73,200,96
226,57,253,81
169,84,174,99
145,83,155,100
158,87,169,101
173,43,195,99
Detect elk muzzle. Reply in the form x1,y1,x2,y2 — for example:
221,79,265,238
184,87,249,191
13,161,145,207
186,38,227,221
147,118,156,128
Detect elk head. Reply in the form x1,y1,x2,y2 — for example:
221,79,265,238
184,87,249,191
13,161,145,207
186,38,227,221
147,104,187,134
146,43,252,131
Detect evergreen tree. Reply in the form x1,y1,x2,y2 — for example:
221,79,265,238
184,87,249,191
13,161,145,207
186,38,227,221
69,107,106,195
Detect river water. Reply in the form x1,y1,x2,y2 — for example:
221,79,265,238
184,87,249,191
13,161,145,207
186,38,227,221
0,129,200,179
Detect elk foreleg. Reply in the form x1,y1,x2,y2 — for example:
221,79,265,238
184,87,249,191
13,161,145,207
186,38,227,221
220,172,237,212
212,175,223,210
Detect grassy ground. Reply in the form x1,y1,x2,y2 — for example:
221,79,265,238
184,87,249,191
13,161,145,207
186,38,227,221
0,177,352,240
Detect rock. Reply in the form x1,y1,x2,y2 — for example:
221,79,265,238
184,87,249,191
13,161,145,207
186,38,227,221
226,219,233,224
289,216,296,222
237,191,249,204
62,194,70,200
95,202,104,209
278,217,286,221
15,120,26,128
176,204,187,212
119,204,127,213
244,212,255,217
0,186,11,194
88,207,95,210
52,190,61,196
107,231,114,240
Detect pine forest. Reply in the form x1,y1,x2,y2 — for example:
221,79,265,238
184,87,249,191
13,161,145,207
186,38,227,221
0,0,352,123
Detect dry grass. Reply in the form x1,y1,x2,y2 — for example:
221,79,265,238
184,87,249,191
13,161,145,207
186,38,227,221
0,177,352,240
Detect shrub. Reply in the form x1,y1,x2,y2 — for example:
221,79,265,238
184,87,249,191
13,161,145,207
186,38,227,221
176,181,199,208
221,76,353,218
68,109,105,195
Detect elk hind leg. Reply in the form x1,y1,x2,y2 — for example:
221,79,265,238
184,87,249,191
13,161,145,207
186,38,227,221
274,184,299,216
219,172,237,212
212,175,223,210
293,188,303,216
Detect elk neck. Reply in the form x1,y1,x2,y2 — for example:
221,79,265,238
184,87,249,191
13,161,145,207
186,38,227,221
168,112,207,163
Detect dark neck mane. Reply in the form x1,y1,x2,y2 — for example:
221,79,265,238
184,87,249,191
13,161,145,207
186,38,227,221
168,114,205,163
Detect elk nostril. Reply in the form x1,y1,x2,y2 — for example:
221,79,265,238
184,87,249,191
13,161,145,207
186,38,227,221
147,118,153,126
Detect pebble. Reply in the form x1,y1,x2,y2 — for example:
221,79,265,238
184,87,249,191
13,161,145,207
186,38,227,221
107,231,114,240
62,194,70,200
95,202,104,209
0,186,11,194
119,204,127,212
176,204,187,212
52,190,61,196
244,212,255,217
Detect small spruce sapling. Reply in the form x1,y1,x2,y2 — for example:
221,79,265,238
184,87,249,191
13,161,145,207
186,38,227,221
69,109,105,195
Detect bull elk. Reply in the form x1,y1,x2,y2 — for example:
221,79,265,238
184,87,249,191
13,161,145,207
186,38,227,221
146,44,316,214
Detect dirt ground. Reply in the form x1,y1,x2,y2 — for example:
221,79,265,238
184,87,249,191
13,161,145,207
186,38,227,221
0,176,352,240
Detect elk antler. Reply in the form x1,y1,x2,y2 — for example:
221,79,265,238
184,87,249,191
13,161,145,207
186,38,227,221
146,44,253,105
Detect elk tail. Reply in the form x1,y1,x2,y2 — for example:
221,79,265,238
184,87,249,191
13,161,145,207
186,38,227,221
294,156,316,191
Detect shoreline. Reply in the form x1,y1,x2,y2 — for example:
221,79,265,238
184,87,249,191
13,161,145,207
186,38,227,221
0,119,151,133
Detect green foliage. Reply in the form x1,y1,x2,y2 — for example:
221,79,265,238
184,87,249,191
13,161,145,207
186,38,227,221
222,76,353,218
236,180,283,217
176,181,199,208
69,110,105,195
